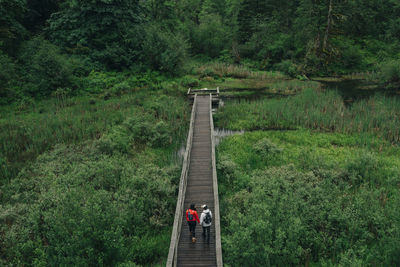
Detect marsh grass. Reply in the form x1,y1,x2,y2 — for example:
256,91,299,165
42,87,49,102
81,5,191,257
194,62,286,80
0,88,190,183
215,88,400,143
342,71,380,82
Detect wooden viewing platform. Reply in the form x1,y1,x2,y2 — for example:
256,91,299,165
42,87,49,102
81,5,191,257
167,93,223,267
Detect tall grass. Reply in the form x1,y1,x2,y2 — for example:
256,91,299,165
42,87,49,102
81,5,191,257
0,92,190,183
215,88,400,143
194,62,286,80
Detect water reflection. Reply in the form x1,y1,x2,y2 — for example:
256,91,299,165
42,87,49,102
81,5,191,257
214,128,244,146
317,79,399,103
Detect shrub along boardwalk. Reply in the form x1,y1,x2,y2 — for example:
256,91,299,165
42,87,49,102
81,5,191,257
167,94,222,267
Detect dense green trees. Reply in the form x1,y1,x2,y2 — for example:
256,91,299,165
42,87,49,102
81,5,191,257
47,0,142,69
0,0,27,55
1,0,400,103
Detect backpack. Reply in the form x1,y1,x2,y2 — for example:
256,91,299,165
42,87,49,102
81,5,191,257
187,210,194,221
204,212,212,224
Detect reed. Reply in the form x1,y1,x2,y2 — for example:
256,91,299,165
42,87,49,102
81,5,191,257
195,62,286,80
215,88,400,144
0,91,190,183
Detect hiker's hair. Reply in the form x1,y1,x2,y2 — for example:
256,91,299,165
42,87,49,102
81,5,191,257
190,203,195,210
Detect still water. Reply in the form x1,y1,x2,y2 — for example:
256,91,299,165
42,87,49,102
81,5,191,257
317,78,398,103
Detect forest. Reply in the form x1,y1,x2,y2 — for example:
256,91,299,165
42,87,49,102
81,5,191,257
1,0,400,266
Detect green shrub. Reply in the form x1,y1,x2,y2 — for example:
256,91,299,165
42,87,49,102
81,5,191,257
18,37,79,97
1,143,179,266
275,60,299,77
111,81,131,96
379,60,400,85
253,138,282,157
218,132,400,266
192,13,230,58
47,0,141,70
345,151,379,185
141,24,188,75
179,76,200,88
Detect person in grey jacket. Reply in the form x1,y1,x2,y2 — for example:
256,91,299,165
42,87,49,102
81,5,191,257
200,204,213,243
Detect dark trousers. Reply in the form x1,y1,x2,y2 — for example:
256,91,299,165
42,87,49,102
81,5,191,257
188,221,196,237
202,226,210,242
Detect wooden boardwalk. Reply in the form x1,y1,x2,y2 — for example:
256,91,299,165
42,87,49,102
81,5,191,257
167,94,222,267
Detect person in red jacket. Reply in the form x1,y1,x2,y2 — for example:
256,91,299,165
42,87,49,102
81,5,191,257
186,203,200,242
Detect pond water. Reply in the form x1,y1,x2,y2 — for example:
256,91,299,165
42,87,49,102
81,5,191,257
317,78,398,103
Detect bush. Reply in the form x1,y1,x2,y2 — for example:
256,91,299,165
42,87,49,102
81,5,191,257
192,13,231,58
345,151,379,185
379,60,400,85
1,143,179,266
275,60,299,77
218,130,400,266
253,138,282,157
47,0,142,70
98,113,172,155
179,76,200,88
141,24,188,75
18,37,79,97
221,164,400,266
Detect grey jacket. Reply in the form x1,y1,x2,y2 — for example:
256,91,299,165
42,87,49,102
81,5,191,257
200,209,212,227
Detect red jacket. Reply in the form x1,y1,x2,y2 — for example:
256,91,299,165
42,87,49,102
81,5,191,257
186,209,200,223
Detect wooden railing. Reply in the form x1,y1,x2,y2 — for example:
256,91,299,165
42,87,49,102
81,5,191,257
167,95,197,267
209,94,223,267
187,87,219,96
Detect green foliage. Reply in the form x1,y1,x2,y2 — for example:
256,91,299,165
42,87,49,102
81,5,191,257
218,130,400,266
274,60,300,77
18,37,79,97
98,115,171,154
191,13,230,58
346,151,380,186
1,143,180,266
0,74,190,265
0,0,27,55
47,0,142,69
379,60,400,87
0,73,189,182
253,138,282,158
141,24,188,75
215,88,400,143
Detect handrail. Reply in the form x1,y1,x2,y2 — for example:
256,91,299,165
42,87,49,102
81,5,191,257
188,88,219,95
167,94,197,267
209,94,223,267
